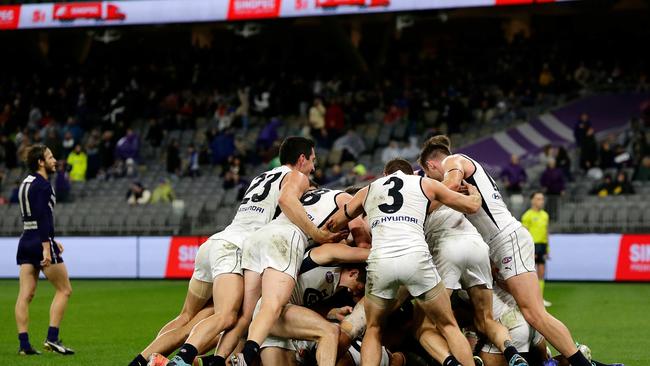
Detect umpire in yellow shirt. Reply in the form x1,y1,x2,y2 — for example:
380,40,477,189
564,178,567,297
521,191,552,307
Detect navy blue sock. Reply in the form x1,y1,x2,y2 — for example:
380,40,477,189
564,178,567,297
47,326,59,342
567,351,592,366
177,343,198,365
18,332,31,350
443,355,462,366
503,345,520,362
242,340,260,365
129,354,148,366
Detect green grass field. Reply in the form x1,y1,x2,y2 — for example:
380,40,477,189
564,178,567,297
0,280,649,365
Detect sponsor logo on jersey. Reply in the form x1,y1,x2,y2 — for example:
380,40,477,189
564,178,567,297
492,192,502,200
502,256,512,264
370,215,419,228
325,271,334,283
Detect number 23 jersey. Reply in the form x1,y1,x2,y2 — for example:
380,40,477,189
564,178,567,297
210,165,292,248
364,170,430,258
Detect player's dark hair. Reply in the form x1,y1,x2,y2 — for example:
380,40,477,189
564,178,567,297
530,191,544,200
342,262,367,284
26,144,48,173
384,158,414,175
418,135,452,168
279,137,315,165
344,185,365,195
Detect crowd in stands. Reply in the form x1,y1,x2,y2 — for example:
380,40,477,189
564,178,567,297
0,23,649,209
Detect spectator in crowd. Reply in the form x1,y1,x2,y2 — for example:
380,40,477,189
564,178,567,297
126,182,151,205
98,130,115,176
151,178,175,204
539,63,555,90
17,136,32,168
539,144,556,167
333,128,365,162
501,154,527,194
540,158,565,195
599,140,616,169
325,97,345,139
327,164,343,185
116,128,140,163
573,112,592,145
256,117,281,151
580,127,599,170
634,155,650,181
309,97,327,146
185,144,200,178
146,119,164,150
555,146,572,181
611,171,635,195
55,161,71,203
210,129,235,165
85,134,101,180
381,140,401,164
166,139,181,176
62,131,75,157
66,144,87,182
591,174,614,197
43,129,63,160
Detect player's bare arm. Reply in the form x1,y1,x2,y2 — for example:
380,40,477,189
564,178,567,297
422,177,481,214
327,186,369,232
441,155,473,191
279,170,342,243
309,243,370,265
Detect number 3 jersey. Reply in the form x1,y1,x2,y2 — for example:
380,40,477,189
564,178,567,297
210,165,292,248
364,171,430,258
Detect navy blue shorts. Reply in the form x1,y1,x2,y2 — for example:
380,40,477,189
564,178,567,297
16,239,64,268
534,243,548,264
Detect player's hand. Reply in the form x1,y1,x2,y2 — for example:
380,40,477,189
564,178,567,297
41,248,52,268
56,241,64,254
312,226,348,244
327,306,353,321
464,181,479,197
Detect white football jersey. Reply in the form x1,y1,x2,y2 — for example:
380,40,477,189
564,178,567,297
460,154,520,243
424,205,481,244
211,165,292,247
364,171,430,258
273,188,344,235
291,257,341,307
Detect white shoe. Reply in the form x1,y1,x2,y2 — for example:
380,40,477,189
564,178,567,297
543,299,552,307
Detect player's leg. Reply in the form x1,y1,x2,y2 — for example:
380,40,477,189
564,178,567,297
413,304,460,365
241,268,296,364
260,346,297,366
141,304,214,359
416,282,474,366
267,304,340,366
129,278,211,366
507,272,587,365
157,278,212,337
15,264,39,354
42,262,74,354
468,285,527,365
215,270,262,364
361,295,394,366
183,274,244,350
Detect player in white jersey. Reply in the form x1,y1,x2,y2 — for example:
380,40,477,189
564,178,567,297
327,158,482,366
247,241,369,366
158,137,334,366
228,182,350,366
418,135,600,366
423,193,528,365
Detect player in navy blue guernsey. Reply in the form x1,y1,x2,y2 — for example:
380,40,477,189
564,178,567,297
14,145,74,356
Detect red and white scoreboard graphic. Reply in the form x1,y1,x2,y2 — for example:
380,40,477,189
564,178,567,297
0,0,570,30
